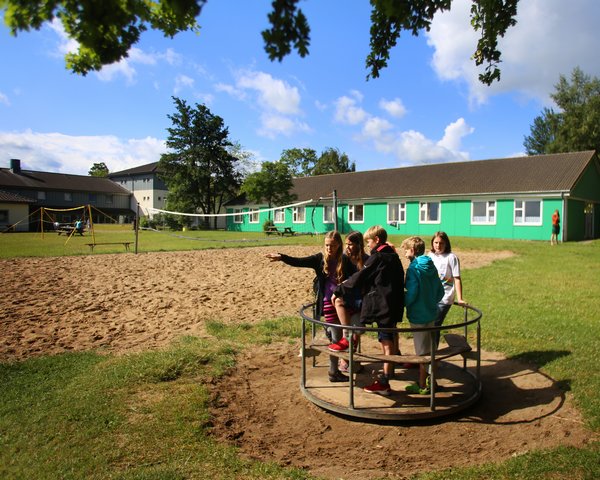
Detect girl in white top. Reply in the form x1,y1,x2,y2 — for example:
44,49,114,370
428,232,467,345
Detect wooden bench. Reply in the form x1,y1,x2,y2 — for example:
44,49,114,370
281,227,296,236
85,242,133,252
308,333,472,365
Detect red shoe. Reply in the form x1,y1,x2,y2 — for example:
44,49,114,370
328,337,349,352
363,380,392,396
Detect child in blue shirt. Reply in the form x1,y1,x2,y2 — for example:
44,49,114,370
401,236,444,394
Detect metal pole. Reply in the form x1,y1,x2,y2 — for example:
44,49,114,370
135,203,140,254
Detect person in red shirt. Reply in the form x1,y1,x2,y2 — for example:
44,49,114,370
551,209,561,245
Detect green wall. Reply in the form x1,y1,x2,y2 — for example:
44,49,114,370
228,197,572,242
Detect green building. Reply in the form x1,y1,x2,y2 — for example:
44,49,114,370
226,151,600,242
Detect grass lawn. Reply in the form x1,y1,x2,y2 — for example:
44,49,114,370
0,230,599,479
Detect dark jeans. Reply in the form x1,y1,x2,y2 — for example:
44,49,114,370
434,303,452,347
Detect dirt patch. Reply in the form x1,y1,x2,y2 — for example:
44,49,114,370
1,246,594,479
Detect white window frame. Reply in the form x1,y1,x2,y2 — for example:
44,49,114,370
348,204,364,224
387,202,406,224
233,208,243,224
419,201,441,224
323,205,334,224
274,208,285,224
293,206,306,223
249,208,259,224
471,200,496,225
514,199,542,226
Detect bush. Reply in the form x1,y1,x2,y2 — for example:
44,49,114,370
263,219,274,232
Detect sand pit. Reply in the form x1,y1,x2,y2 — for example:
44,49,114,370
0,246,594,479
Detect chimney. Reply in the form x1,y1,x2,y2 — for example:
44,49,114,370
10,159,21,174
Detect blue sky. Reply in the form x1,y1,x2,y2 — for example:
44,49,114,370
1,0,599,176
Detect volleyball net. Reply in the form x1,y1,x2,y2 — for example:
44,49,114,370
140,198,319,235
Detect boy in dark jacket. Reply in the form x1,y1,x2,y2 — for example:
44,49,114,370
334,225,405,395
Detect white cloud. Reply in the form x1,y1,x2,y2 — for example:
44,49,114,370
0,92,9,106
0,130,165,175
257,113,311,139
334,92,368,125
336,90,473,164
214,82,246,100
174,74,195,94
379,98,407,118
437,118,474,152
427,0,600,106
236,70,300,115
219,69,307,138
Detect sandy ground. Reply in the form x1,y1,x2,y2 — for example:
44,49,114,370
0,246,595,479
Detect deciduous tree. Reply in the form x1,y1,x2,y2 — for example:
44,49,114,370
279,148,317,177
241,161,296,218
524,68,600,155
2,0,519,84
312,148,355,176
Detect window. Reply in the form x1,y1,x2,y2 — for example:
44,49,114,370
106,195,113,204
0,210,8,223
323,205,334,224
471,200,496,224
419,202,440,223
388,202,406,224
37,191,46,200
274,209,285,223
348,204,364,223
293,206,305,223
64,192,72,202
249,208,259,223
514,200,542,225
233,208,243,223
89,193,97,202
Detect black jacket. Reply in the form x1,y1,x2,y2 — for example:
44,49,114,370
334,243,404,326
279,252,356,318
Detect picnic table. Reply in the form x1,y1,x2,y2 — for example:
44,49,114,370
55,223,85,236
265,226,296,236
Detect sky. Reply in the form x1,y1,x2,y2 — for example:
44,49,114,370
1,0,600,176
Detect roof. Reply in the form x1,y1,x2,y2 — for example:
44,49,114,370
0,190,36,203
286,151,597,202
108,162,160,177
0,167,131,195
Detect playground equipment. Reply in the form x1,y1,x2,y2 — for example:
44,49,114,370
298,303,482,421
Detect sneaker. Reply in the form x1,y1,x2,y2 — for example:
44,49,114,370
405,383,431,395
328,370,349,383
328,337,349,352
364,380,392,396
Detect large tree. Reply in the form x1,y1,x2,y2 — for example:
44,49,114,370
2,0,518,84
158,97,241,228
524,68,600,155
312,148,355,176
88,162,109,177
241,161,296,218
279,148,317,177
